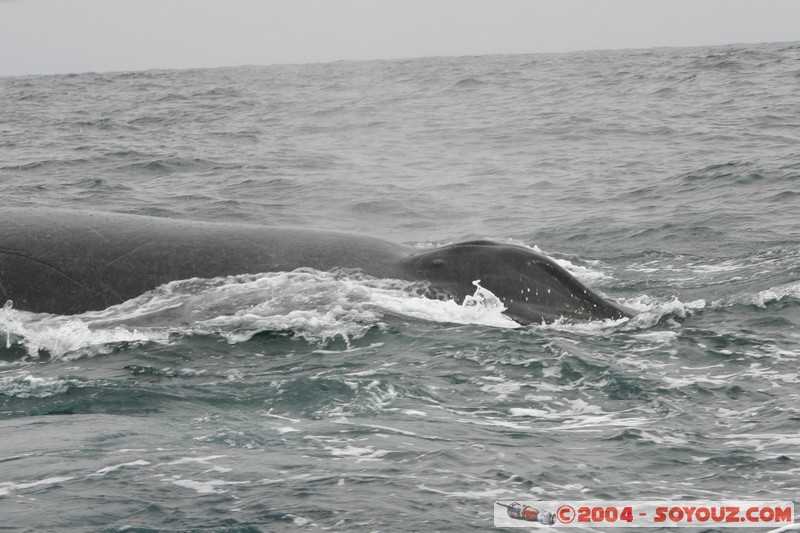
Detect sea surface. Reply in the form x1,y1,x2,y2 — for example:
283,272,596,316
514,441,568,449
1,42,799,532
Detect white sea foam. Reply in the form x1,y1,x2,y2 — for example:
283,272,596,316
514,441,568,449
0,260,708,360
92,460,151,477
552,257,613,283
165,455,228,466
708,280,800,310
0,270,521,358
169,477,247,494
614,295,706,330
0,476,75,497
0,373,74,398
1,303,164,359
748,281,800,307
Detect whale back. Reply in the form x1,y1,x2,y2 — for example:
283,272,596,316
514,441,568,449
397,240,633,324
0,209,407,315
1,209,632,323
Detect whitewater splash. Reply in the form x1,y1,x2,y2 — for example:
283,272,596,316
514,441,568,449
0,269,518,359
2,267,746,359
6,262,788,360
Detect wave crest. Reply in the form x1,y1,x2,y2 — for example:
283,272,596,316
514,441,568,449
0,270,519,359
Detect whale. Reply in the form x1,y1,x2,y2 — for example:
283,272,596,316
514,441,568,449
0,209,633,324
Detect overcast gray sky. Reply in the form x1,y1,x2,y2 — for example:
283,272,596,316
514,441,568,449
2,0,799,77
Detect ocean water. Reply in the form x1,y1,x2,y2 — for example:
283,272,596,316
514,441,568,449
1,42,799,531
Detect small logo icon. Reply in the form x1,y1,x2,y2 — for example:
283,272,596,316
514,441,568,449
557,504,576,524
496,502,556,525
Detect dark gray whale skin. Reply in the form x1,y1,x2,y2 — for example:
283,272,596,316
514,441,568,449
0,209,633,324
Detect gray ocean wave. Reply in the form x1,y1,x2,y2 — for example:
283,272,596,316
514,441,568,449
1,42,799,531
